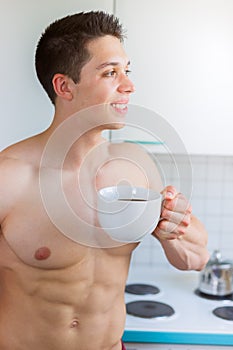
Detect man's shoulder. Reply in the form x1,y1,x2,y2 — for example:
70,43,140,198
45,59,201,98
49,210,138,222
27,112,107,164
0,155,34,191
0,150,38,219
109,140,148,156
107,141,163,191
0,136,42,168
0,139,40,186
109,141,158,168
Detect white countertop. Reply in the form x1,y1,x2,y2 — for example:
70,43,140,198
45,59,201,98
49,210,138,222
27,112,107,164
123,265,233,345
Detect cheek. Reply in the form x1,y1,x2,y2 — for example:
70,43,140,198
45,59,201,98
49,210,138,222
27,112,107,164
87,89,112,105
77,80,116,106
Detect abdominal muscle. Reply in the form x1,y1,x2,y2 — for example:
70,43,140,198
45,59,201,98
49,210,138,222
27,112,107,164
0,235,134,350
0,294,125,350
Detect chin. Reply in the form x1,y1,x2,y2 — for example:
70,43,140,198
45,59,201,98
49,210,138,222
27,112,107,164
106,121,125,130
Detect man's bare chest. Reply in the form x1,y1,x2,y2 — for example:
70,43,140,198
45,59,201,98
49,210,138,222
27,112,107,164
1,150,146,269
1,177,95,269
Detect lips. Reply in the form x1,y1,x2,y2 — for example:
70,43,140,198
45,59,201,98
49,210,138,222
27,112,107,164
110,101,129,114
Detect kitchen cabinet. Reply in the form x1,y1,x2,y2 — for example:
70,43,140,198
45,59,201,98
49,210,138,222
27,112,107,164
0,0,113,150
114,0,233,155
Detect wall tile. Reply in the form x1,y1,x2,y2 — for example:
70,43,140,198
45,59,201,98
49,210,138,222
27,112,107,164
132,154,233,268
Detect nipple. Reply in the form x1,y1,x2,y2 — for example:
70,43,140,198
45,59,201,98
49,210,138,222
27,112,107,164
34,246,51,260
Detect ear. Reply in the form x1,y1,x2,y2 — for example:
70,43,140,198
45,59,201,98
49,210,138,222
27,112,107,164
52,74,74,101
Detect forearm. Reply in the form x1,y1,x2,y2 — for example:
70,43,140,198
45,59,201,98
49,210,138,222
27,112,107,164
153,215,209,271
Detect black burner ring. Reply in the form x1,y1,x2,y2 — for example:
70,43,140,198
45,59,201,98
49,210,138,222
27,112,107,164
126,300,175,319
125,283,160,295
213,306,233,321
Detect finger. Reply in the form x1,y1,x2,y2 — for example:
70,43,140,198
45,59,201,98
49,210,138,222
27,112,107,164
161,208,191,226
161,185,177,200
163,194,192,213
154,226,179,240
158,219,185,234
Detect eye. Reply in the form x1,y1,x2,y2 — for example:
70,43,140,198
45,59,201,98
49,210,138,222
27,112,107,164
102,68,132,78
103,70,117,77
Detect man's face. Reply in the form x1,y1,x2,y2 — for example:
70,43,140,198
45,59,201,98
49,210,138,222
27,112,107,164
72,35,135,125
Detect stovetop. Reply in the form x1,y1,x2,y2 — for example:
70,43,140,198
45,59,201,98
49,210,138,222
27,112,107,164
123,265,233,346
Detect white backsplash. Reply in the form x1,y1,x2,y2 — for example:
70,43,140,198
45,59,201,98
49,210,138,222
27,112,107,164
131,154,233,268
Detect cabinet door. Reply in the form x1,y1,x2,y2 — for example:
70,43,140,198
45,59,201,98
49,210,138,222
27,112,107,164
115,0,233,155
0,0,113,150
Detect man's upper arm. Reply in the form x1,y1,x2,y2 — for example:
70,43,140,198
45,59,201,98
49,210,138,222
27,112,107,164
0,156,11,224
0,155,20,224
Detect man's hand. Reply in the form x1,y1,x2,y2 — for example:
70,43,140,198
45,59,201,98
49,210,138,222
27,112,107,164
154,185,192,240
153,185,209,271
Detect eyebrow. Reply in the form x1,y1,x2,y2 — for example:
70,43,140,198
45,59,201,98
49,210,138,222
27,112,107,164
96,61,130,70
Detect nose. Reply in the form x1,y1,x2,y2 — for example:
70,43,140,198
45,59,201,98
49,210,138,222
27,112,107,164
117,74,136,94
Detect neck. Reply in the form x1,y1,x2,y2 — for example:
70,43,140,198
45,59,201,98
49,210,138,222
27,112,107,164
41,103,113,167
43,119,107,168
66,130,107,167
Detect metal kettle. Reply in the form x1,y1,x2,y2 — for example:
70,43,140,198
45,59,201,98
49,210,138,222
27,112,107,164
198,250,233,296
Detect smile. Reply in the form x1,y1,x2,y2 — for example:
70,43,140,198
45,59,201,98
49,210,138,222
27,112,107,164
110,103,128,114
111,103,127,110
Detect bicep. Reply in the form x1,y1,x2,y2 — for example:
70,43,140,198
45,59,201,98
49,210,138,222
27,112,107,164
0,178,11,224
0,156,19,224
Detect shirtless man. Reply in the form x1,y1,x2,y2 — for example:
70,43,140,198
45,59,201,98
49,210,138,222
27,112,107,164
0,11,209,350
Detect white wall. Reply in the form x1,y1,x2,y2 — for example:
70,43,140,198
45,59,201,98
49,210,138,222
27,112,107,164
0,0,113,150
2,1,233,155
115,0,233,155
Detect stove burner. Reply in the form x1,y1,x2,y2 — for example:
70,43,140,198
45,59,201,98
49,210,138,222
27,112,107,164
126,300,175,319
213,306,233,321
125,283,160,295
194,289,233,301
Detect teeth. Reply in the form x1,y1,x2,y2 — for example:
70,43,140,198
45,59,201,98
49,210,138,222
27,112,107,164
112,103,127,109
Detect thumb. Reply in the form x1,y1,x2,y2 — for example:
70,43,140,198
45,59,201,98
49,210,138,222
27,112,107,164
161,185,177,200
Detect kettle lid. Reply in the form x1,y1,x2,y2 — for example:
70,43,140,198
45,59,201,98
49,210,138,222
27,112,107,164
208,250,233,269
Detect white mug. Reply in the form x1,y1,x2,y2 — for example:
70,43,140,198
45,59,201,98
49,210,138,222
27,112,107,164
97,186,162,243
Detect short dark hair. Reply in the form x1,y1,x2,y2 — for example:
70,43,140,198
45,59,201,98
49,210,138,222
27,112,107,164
35,11,125,104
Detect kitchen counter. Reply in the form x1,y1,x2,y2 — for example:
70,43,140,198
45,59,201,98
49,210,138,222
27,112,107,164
122,265,233,346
